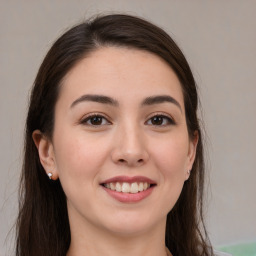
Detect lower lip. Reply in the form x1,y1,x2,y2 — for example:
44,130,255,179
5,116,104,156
102,186,155,203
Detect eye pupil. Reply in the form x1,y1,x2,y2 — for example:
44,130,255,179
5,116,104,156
152,116,163,125
91,116,102,125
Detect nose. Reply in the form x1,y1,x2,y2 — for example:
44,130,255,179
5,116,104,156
111,124,149,167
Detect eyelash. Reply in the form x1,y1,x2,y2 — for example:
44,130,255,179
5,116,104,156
80,113,111,126
145,113,176,126
80,113,175,127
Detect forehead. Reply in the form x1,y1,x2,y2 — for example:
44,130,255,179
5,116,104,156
59,47,184,107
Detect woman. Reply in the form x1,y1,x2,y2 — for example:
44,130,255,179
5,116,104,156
16,14,214,256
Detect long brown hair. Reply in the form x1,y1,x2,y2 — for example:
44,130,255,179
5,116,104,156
16,14,213,256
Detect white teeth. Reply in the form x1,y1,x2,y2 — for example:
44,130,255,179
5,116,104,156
110,182,115,190
143,182,148,190
122,182,130,193
138,182,144,192
116,182,122,192
130,182,139,193
103,181,151,193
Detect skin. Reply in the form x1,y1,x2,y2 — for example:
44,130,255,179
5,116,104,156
33,47,198,256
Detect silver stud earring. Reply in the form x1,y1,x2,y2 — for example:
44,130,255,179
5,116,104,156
48,172,53,180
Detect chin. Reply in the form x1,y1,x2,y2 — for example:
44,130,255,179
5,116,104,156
101,212,163,237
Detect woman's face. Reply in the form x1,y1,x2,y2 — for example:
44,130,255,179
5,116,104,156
41,47,197,236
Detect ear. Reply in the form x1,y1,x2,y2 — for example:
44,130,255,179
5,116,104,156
185,131,199,180
32,130,58,180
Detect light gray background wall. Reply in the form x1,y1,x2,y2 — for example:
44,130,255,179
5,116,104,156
1,0,255,255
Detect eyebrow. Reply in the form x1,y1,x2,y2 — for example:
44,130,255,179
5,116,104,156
70,94,182,112
142,95,182,112
70,94,119,108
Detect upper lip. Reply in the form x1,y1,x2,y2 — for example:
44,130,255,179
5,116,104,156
100,176,156,185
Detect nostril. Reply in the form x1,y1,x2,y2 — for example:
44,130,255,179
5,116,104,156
115,157,146,166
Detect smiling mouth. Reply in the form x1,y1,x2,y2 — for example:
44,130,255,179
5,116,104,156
101,182,156,194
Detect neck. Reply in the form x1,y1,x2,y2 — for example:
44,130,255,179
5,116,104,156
67,212,168,256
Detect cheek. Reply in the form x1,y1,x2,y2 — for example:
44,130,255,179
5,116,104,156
153,139,188,209
53,132,106,179
145,136,189,216
151,136,189,177
52,133,105,208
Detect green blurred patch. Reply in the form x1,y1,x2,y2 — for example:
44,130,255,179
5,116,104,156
218,242,256,256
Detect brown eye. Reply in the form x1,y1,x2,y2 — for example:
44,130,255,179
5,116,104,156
146,115,175,126
151,116,164,125
90,116,103,125
81,115,110,126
